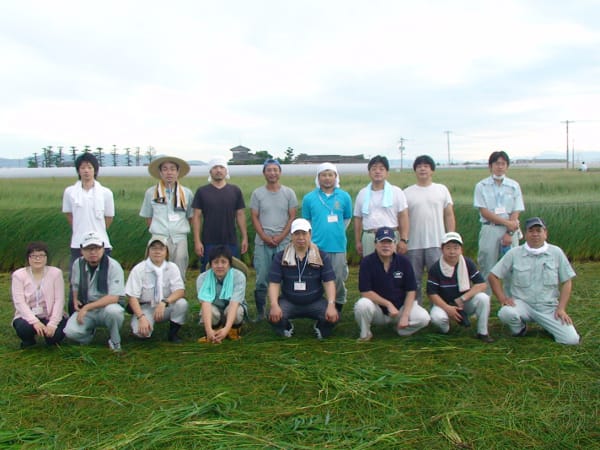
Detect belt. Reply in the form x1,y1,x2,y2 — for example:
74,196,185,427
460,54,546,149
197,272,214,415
364,228,398,233
482,222,505,226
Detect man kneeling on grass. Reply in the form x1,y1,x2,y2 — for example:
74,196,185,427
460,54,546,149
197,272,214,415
125,235,188,343
196,246,247,343
354,227,430,341
64,231,125,352
426,232,494,343
488,217,580,345
268,218,339,339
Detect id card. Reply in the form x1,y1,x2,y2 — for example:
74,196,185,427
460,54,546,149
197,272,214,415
168,214,179,222
294,281,307,291
327,214,338,223
32,306,44,316
494,207,506,215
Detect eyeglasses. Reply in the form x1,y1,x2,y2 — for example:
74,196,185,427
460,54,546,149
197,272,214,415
29,253,47,260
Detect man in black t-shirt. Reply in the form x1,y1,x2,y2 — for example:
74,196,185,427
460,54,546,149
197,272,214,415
426,232,494,343
192,157,248,271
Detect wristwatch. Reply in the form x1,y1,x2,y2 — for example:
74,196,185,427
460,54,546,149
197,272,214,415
161,299,169,307
400,238,409,244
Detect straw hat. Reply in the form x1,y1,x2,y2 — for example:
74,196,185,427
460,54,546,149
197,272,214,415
148,156,191,179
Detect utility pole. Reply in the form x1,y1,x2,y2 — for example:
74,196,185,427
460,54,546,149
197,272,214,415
561,120,574,169
444,130,452,165
398,137,408,172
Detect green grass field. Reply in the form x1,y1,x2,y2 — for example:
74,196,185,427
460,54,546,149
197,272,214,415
1,168,599,448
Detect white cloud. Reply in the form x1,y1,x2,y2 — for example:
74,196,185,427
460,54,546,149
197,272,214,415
1,0,599,162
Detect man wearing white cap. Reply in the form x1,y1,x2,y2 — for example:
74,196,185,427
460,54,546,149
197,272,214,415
64,231,125,352
302,163,352,312
140,156,194,278
353,155,409,258
250,158,298,320
267,218,339,339
192,157,248,271
489,217,580,345
426,232,494,343
125,235,189,343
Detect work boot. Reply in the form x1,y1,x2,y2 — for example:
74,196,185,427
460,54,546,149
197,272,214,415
168,321,183,343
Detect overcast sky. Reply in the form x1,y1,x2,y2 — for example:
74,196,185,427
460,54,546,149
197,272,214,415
1,0,599,163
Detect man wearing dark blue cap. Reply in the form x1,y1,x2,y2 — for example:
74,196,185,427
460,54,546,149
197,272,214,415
250,159,298,320
488,217,580,345
354,226,430,341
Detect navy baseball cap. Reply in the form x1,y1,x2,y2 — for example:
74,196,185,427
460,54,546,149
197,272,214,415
375,227,396,242
525,217,546,229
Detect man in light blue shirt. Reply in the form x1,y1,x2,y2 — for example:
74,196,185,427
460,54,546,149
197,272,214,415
473,151,524,289
489,217,579,345
302,163,352,311
140,156,193,278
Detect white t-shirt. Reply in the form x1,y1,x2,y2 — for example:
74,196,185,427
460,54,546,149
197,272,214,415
353,184,407,230
62,181,115,249
404,183,453,249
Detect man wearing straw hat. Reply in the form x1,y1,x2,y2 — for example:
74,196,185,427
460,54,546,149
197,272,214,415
192,157,248,272
140,155,194,278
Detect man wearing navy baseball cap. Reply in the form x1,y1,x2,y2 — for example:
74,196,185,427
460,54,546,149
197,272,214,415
488,217,580,344
354,226,430,341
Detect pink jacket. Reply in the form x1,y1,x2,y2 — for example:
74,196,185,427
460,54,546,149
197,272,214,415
11,266,65,328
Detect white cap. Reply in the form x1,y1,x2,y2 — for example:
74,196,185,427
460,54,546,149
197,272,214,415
315,162,340,188
291,218,312,234
147,235,169,247
207,156,230,181
441,231,463,246
80,231,104,248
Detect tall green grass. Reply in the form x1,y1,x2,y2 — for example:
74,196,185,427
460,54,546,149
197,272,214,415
0,263,598,448
1,168,599,271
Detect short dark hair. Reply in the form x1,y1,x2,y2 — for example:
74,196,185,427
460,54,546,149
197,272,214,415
413,155,436,171
208,245,233,267
75,152,100,179
26,241,49,260
368,155,390,171
488,151,510,167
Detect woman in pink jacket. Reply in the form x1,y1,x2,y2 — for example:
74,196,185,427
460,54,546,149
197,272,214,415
12,242,67,348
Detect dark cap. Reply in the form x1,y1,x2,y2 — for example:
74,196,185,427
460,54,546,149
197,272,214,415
375,227,396,242
525,217,546,229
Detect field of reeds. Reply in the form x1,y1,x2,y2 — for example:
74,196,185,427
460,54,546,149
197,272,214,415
0,168,599,271
0,168,599,448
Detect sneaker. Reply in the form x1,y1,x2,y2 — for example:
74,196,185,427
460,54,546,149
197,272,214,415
514,325,527,337
357,331,373,342
227,327,242,341
283,322,294,338
313,322,323,340
458,310,471,327
20,340,36,349
476,333,495,343
107,339,122,352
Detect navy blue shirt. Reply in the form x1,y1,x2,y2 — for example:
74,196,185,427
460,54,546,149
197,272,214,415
269,248,335,305
358,252,417,314
426,257,484,304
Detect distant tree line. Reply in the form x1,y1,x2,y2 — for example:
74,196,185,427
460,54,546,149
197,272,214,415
27,145,158,168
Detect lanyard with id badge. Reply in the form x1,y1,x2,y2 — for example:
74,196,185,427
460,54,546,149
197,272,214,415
294,253,309,291
318,191,339,224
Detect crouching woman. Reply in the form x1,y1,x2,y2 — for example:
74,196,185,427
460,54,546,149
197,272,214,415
196,245,247,343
